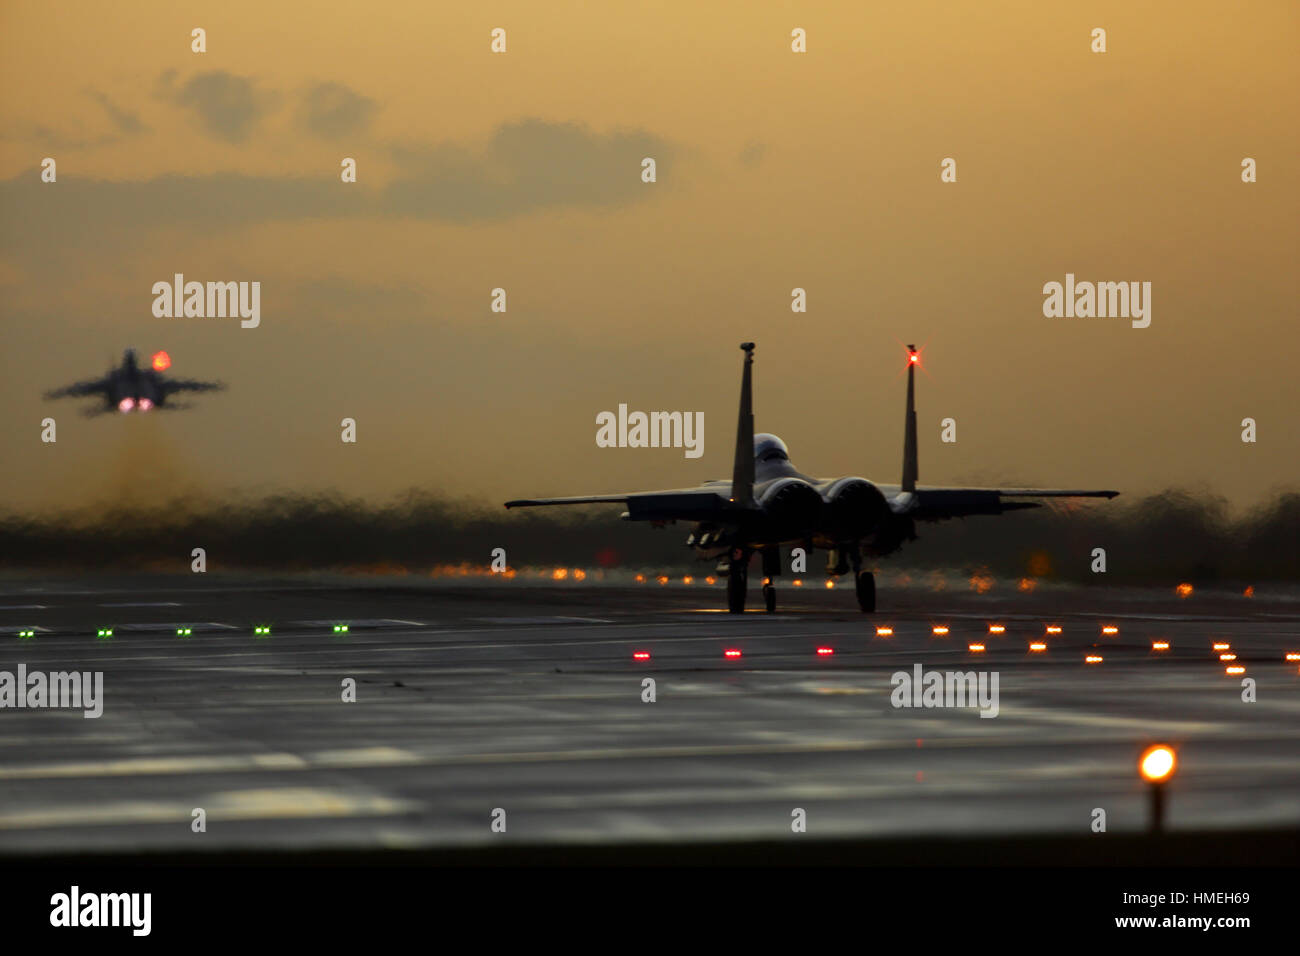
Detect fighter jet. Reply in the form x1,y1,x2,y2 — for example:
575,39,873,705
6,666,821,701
44,349,225,415
506,342,1119,613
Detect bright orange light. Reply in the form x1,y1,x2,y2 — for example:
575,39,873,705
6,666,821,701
1029,642,1046,652
761,577,771,587
1226,665,1245,675
552,568,568,580
988,624,1005,634
1219,653,1237,661
1213,642,1230,651
1085,655,1103,664
723,649,742,659
1244,586,1255,597
875,627,893,637
1017,577,1037,592
1285,653,1299,662
825,580,835,589
792,579,802,587
1101,626,1119,635
1176,583,1193,598
1139,745,1176,783
705,576,716,585
1152,641,1170,651
968,643,985,653
816,647,834,656
1045,625,1062,635
932,626,949,636
151,350,171,371
573,569,586,581
635,574,645,583
683,575,693,585
657,575,669,586
632,651,650,661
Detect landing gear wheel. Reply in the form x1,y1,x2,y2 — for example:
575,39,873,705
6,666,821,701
763,584,776,614
855,570,876,613
727,556,748,613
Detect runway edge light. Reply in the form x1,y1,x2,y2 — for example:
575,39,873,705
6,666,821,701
1139,744,1176,834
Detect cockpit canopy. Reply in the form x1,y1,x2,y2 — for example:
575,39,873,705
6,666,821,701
754,433,790,462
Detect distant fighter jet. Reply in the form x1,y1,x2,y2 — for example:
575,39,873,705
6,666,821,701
44,348,225,415
506,343,1119,613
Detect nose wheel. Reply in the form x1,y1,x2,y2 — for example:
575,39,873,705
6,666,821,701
855,570,876,613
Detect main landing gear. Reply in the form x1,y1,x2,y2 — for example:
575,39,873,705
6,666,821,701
727,548,748,614
848,547,875,613
855,570,876,613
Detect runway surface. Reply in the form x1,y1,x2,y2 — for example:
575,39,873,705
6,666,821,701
1,573,1297,856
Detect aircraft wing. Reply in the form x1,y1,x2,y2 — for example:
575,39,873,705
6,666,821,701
505,488,742,522
160,377,225,394
890,487,1119,521
44,378,110,399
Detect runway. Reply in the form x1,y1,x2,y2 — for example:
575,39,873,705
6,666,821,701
1,574,1297,858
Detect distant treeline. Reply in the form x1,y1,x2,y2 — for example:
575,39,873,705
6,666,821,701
0,488,1296,585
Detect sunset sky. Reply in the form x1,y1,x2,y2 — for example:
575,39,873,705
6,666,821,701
2,1,1296,516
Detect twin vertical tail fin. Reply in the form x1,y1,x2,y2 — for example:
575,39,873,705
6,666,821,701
901,345,919,493
731,342,756,507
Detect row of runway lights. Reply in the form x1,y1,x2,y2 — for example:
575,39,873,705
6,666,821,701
629,625,1299,674
22,625,1300,675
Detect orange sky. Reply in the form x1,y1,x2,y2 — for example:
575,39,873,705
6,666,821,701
2,1,1296,515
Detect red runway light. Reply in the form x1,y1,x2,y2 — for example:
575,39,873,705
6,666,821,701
1219,653,1237,662
632,651,650,661
1213,642,1230,651
1226,665,1245,675
723,649,742,659
816,647,834,656
1285,652,1299,662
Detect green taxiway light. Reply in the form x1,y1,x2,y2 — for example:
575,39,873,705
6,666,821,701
96,628,113,638
333,625,349,633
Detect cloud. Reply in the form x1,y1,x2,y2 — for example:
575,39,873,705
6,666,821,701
298,82,377,139
89,92,145,136
738,142,767,167
157,70,275,143
0,119,676,272
382,119,674,220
